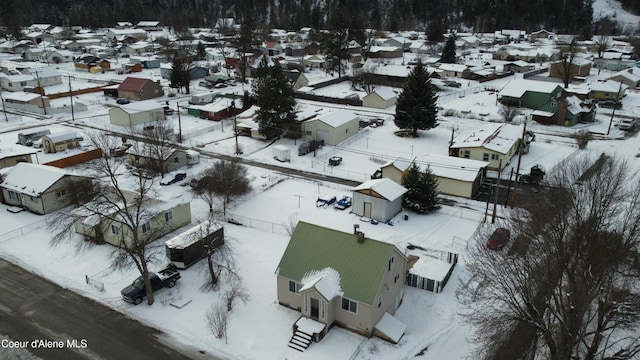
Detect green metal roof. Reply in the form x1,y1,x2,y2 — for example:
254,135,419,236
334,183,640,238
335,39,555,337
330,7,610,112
276,221,397,305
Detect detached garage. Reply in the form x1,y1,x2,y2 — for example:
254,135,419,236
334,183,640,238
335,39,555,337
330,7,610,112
109,100,165,127
302,109,360,146
352,178,407,223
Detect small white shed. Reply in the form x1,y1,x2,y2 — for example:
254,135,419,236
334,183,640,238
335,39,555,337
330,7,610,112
352,178,407,222
272,145,291,162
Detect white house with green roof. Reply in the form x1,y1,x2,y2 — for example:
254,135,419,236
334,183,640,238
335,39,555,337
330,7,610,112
276,222,408,350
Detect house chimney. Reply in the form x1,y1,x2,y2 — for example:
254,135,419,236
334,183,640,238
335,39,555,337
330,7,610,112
353,224,364,243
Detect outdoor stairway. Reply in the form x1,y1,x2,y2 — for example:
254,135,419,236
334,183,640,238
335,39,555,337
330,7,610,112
287,329,312,352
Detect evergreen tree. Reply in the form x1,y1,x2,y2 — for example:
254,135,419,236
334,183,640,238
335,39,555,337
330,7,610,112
401,163,440,214
440,34,457,63
169,53,185,92
394,61,438,137
196,41,206,61
251,57,296,139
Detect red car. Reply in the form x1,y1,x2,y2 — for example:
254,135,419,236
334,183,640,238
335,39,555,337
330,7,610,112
487,228,510,250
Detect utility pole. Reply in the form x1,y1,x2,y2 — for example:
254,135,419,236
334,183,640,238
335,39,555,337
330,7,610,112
34,70,47,115
176,102,183,143
0,87,8,122
68,76,75,122
510,120,527,207
234,116,239,155
606,81,623,136
491,159,503,224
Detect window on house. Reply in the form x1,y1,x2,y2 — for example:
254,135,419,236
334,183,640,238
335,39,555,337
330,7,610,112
483,153,490,161
388,256,394,271
56,190,66,198
288,280,302,293
8,191,18,201
491,154,499,160
305,131,312,136
29,196,36,202
164,211,173,222
377,295,382,308
551,101,557,107
341,297,358,314
463,150,470,158
394,274,400,283
142,221,151,233
345,128,349,133
111,224,120,235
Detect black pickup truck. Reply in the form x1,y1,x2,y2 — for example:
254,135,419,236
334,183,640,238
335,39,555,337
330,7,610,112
121,265,181,305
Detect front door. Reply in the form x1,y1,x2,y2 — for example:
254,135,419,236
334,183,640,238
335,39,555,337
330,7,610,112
364,202,372,218
310,297,319,320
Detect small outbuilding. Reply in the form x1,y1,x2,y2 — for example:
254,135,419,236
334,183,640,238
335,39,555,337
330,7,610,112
109,100,165,127
165,221,224,269
352,178,407,222
301,109,360,146
41,131,80,153
363,88,397,109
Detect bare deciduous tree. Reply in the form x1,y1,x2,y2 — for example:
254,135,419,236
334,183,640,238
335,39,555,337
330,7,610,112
206,303,229,340
191,160,251,216
458,154,640,360
48,133,176,306
128,119,176,178
556,37,578,88
224,276,249,311
498,104,521,122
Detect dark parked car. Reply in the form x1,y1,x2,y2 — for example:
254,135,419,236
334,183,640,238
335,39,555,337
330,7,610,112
486,227,511,250
116,98,131,105
121,264,181,305
160,172,187,186
329,156,343,166
599,100,622,109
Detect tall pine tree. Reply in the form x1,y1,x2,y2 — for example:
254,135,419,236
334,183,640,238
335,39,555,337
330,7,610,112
440,34,457,63
251,57,296,139
401,163,440,214
394,61,438,137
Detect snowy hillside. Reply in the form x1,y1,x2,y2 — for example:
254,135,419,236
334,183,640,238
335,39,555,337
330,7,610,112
593,0,640,32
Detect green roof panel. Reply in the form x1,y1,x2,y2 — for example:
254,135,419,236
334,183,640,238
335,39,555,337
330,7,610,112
276,221,396,305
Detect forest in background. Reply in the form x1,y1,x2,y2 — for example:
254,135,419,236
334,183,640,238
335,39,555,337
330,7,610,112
0,0,637,38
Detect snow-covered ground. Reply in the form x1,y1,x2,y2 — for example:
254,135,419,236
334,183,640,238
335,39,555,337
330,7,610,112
2,53,640,360
593,0,640,33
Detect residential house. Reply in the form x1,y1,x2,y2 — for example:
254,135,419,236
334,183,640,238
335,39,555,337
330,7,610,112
1,163,92,214
502,60,533,73
41,131,80,154
74,54,111,72
303,54,325,70
379,155,489,199
0,67,62,91
186,98,241,121
0,145,37,169
73,190,191,247
363,88,397,109
449,123,523,171
105,28,148,41
549,58,592,82
109,100,165,127
366,46,403,59
498,79,565,111
352,178,407,222
276,221,408,345
530,29,556,42
284,70,309,91
117,77,164,101
45,49,74,64
608,68,640,89
24,47,47,62
438,63,469,78
588,79,627,101
301,109,360,146
259,41,283,57
3,91,50,111
126,148,192,174
136,21,160,31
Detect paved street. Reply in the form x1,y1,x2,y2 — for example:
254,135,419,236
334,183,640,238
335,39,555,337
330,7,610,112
0,258,215,360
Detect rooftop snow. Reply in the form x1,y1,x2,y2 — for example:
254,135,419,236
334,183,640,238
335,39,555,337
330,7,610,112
354,178,407,201
299,267,344,301
450,123,523,155
498,79,563,98
1,162,68,195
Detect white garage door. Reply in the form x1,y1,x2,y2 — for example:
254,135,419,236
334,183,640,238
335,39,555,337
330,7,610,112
316,130,329,145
